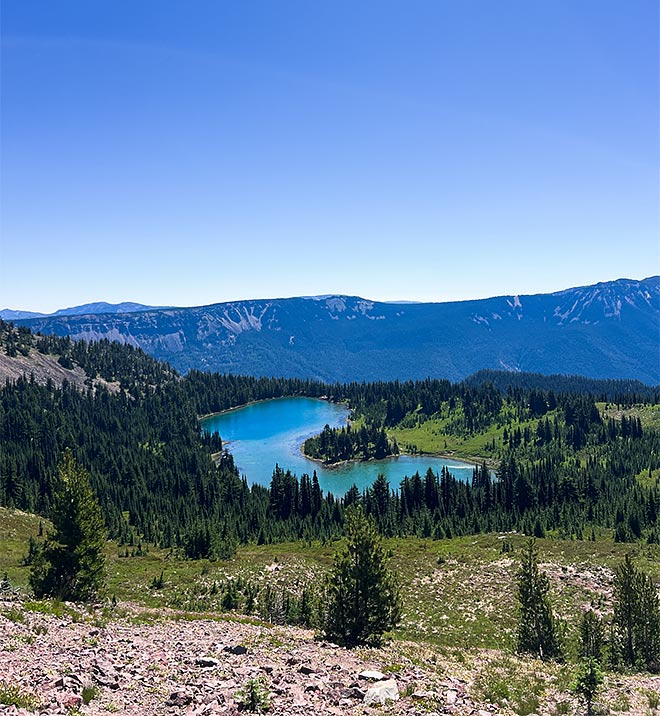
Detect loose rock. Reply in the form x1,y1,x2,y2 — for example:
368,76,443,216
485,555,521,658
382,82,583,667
363,678,399,706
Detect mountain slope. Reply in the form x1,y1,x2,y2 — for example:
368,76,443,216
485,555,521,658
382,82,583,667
14,277,660,383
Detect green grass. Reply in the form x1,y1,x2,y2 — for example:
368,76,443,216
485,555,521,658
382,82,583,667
387,413,549,465
0,680,41,709
0,507,46,586
598,402,660,430
103,532,660,652
389,418,502,461
3,508,660,716
474,655,547,716
3,504,660,655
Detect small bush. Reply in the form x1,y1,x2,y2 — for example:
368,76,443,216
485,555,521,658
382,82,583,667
150,570,166,590
572,658,603,716
235,678,271,713
82,684,99,705
0,680,41,709
501,537,514,553
475,658,545,716
645,688,660,710
2,606,24,623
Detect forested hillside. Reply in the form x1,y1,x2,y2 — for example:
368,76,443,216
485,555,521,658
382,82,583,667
1,321,659,557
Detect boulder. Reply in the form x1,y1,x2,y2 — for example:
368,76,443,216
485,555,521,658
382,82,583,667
342,686,366,700
167,691,193,707
196,656,221,667
363,678,399,706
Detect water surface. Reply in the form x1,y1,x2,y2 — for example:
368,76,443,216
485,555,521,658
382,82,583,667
202,397,477,495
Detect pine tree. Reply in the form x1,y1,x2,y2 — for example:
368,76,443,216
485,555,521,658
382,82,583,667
30,450,106,601
516,539,562,660
323,505,402,646
573,658,603,716
578,609,605,663
610,554,660,671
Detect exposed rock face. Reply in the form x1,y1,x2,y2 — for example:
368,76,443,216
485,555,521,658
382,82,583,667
0,348,119,392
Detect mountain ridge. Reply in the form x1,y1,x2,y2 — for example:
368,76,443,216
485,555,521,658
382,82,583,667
10,276,660,384
0,301,163,320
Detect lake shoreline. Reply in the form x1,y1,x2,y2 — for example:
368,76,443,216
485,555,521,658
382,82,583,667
198,395,343,422
300,444,494,472
202,396,494,490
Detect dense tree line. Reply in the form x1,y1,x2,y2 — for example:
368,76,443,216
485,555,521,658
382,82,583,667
303,423,399,463
465,369,659,405
1,323,659,552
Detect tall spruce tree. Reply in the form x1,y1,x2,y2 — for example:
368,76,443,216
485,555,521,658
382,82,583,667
30,450,106,601
323,505,402,647
610,554,660,671
516,539,562,660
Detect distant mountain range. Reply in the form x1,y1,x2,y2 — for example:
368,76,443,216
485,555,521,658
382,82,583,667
0,302,162,320
8,277,660,384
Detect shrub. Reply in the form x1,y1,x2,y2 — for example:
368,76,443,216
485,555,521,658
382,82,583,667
0,681,41,709
572,658,603,716
235,678,271,713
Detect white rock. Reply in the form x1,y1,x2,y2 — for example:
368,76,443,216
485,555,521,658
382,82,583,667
358,669,386,681
363,678,399,706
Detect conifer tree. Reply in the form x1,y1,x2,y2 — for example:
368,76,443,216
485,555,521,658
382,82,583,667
30,450,106,601
323,505,401,646
573,658,603,716
516,539,562,660
578,609,605,663
610,554,660,671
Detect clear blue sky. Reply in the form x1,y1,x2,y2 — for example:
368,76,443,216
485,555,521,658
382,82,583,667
1,1,658,312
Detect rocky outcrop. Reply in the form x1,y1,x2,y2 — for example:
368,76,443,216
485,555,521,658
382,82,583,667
2,599,659,715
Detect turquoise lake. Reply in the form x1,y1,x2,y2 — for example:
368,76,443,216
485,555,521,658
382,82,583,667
201,397,478,496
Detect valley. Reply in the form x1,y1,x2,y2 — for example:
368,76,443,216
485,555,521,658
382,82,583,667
3,3,658,713
0,316,659,715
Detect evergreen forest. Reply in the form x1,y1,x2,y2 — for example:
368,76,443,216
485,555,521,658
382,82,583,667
1,319,659,558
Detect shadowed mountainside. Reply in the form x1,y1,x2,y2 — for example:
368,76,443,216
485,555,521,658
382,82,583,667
13,276,660,383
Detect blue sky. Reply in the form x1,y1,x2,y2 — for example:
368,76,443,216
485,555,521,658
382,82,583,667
1,1,658,312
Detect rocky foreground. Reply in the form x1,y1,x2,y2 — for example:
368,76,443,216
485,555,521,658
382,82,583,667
0,599,485,716
1,599,659,716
